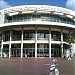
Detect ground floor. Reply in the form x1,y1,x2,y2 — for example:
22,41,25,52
1,43,69,58
0,25,74,58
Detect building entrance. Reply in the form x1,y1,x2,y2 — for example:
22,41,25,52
51,44,61,57
23,48,35,57
37,44,49,57
23,44,35,57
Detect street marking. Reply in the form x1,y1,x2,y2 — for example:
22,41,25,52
44,64,50,65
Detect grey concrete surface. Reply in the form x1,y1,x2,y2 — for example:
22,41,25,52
0,57,74,75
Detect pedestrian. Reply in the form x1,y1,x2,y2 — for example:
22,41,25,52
68,55,71,60
25,54,27,59
48,59,59,75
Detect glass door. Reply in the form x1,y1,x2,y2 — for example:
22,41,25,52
23,44,35,57
37,44,49,57
51,48,61,57
51,44,61,57
23,48,35,57
11,44,21,57
11,48,21,57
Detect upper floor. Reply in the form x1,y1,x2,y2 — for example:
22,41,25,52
0,5,75,27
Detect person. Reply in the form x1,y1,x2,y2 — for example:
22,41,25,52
48,59,59,75
25,54,27,59
67,55,71,60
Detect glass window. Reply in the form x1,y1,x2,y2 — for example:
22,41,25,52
12,30,21,41
51,31,61,41
3,44,9,57
23,14,27,21
23,30,35,40
4,14,9,23
51,44,61,57
27,14,31,21
37,30,49,40
3,30,10,41
63,33,69,42
4,14,75,25
19,15,23,22
0,33,2,41
23,44,35,57
11,44,21,57
37,44,49,57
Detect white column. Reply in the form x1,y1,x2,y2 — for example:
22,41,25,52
49,28,51,58
21,28,23,58
69,31,72,57
0,12,4,24
61,30,63,58
9,30,11,58
1,33,3,57
35,26,37,58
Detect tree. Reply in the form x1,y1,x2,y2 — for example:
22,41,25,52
67,31,75,57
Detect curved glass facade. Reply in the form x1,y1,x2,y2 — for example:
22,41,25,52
4,14,75,25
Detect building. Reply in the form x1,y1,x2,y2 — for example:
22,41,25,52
0,5,75,58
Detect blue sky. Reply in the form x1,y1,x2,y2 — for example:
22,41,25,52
5,0,66,7
0,0,75,11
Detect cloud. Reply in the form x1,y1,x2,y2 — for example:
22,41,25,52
0,0,12,10
66,0,75,11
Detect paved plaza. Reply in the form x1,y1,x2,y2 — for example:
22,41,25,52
0,57,75,75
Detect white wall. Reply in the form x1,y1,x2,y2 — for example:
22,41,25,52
0,14,3,24
71,44,75,57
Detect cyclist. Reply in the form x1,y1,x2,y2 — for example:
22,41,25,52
48,59,59,75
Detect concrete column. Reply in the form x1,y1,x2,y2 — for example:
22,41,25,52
1,32,3,57
21,28,23,58
61,30,63,58
0,11,4,24
35,26,37,58
0,12,4,57
69,31,72,57
49,28,51,58
9,30,11,58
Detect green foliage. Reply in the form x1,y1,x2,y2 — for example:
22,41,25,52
67,33,75,45
66,32,75,55
67,32,75,51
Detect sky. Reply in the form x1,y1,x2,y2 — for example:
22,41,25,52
0,0,75,11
